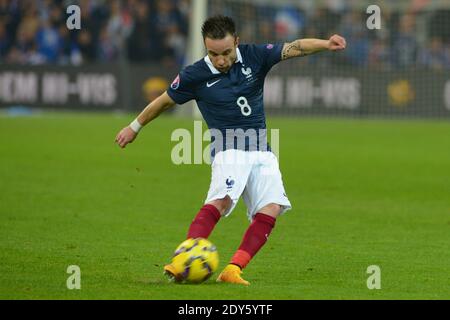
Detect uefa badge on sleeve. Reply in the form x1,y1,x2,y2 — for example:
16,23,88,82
171,74,180,90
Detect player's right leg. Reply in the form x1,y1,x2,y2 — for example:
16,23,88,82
186,196,232,239
164,150,252,281
163,197,230,281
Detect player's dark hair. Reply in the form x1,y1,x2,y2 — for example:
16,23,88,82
201,15,236,40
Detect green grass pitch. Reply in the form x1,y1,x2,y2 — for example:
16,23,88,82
0,112,449,299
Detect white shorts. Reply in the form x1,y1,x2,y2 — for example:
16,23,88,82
204,149,292,220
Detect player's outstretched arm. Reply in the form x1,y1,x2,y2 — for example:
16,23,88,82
115,91,176,148
281,34,346,60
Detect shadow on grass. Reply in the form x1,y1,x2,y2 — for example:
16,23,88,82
135,278,224,286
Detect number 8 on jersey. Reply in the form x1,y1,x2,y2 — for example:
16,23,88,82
237,96,252,116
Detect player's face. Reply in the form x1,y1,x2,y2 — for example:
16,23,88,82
205,34,239,73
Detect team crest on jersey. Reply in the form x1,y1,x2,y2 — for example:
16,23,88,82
266,44,274,50
226,177,235,189
171,74,180,90
241,67,252,78
241,66,256,84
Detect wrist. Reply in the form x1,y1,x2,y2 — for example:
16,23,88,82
129,118,143,133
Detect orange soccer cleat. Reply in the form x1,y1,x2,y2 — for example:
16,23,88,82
216,264,250,286
163,263,183,283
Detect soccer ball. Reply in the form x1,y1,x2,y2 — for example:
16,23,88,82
170,238,219,284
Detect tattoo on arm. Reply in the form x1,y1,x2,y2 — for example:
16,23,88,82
282,40,307,60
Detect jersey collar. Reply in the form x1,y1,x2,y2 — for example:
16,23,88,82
204,47,243,74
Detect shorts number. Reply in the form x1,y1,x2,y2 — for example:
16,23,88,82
237,96,252,116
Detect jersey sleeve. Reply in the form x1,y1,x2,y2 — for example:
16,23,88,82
167,67,197,104
254,43,284,73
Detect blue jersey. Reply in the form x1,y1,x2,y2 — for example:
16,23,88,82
167,43,283,152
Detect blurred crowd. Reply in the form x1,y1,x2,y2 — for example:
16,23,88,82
213,0,450,70
0,0,449,70
0,0,189,67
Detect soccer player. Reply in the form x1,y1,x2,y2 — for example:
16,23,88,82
115,15,346,285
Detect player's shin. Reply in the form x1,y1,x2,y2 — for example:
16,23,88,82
230,213,276,269
187,204,221,239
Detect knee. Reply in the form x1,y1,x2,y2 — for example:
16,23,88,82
258,203,282,218
207,196,232,216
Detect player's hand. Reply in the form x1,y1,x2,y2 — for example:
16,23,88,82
115,126,137,148
328,34,346,51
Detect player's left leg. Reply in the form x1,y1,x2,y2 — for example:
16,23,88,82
231,203,280,267
216,203,281,285
217,151,292,285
